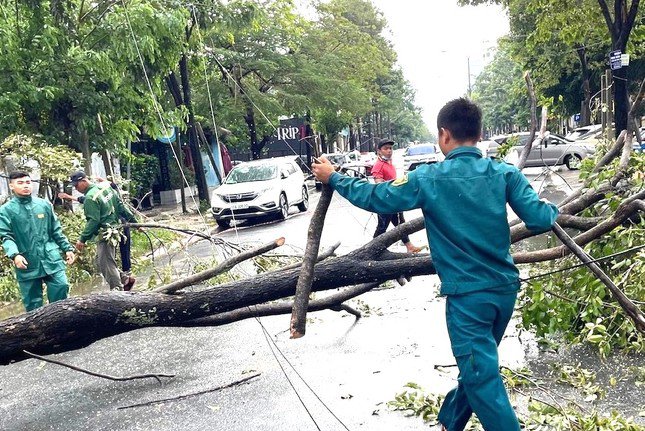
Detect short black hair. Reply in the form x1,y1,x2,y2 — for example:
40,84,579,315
437,98,482,142
9,171,30,181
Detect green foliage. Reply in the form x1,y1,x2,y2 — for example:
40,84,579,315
467,0,643,130
525,402,644,431
56,210,97,283
389,380,644,430
471,41,530,135
520,149,645,355
0,134,78,184
0,0,188,153
129,153,159,197
0,266,19,303
388,383,446,426
552,363,606,402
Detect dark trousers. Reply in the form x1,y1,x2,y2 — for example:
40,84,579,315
373,213,410,244
119,225,132,273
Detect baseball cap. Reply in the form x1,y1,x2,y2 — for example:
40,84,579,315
70,171,87,185
376,138,395,149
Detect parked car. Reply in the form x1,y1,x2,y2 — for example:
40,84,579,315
315,153,352,190
211,156,308,228
403,143,443,172
486,132,595,170
565,124,603,141
476,140,497,157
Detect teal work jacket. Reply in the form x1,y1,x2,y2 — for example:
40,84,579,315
79,184,136,243
0,195,74,281
329,146,559,295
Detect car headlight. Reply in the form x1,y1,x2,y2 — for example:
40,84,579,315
256,187,274,197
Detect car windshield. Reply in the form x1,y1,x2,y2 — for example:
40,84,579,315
565,130,587,140
225,164,277,184
406,145,436,156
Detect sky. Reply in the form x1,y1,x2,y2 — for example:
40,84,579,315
368,0,510,133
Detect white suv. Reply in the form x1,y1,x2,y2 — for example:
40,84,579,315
211,156,309,228
403,143,444,172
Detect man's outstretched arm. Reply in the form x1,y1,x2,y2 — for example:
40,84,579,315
312,157,423,214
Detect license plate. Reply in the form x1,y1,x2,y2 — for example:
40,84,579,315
231,203,249,210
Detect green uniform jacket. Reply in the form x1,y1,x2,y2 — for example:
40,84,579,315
0,195,74,281
329,146,559,295
79,184,136,243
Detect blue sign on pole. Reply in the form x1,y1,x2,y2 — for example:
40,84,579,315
574,113,581,122
609,50,622,70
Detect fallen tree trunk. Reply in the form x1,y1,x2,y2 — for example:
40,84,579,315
1,131,643,364
2,190,643,364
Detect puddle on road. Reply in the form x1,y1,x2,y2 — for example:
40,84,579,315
0,276,105,320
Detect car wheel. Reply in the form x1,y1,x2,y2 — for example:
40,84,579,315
216,219,230,229
277,193,288,220
297,186,309,212
565,154,582,170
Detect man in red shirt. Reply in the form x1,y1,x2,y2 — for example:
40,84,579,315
371,138,422,253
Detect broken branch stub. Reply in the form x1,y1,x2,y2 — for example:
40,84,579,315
290,184,334,338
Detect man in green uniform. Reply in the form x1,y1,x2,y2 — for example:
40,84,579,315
71,171,137,291
0,171,76,311
312,98,559,431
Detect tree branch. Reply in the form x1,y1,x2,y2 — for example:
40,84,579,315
154,237,286,294
180,282,378,327
596,0,615,39
513,194,645,264
279,241,341,271
551,223,645,332
22,350,174,384
291,185,334,338
117,373,261,409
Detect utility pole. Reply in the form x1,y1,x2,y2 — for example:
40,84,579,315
467,56,472,98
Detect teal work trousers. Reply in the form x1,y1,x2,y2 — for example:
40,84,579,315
438,290,520,431
18,271,70,312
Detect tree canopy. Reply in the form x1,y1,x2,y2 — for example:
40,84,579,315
0,0,430,169
463,0,643,133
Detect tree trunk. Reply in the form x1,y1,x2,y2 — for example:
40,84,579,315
613,65,629,137
245,103,261,160
100,150,114,179
576,45,592,126
80,129,92,175
179,54,210,204
597,0,640,137
349,123,356,151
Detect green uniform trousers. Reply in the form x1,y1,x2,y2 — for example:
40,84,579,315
18,270,70,312
438,290,520,431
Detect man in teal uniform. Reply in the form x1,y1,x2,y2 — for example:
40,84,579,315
0,171,76,311
312,98,559,431
71,171,137,291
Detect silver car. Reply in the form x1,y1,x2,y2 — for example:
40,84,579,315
486,132,595,170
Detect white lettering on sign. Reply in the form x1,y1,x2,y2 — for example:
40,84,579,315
276,127,300,141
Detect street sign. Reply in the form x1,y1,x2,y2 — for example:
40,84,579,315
574,113,581,122
609,50,622,70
